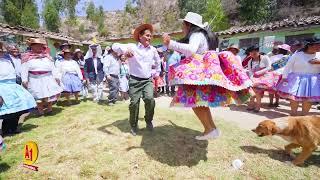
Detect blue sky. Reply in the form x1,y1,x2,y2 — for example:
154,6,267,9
36,0,127,16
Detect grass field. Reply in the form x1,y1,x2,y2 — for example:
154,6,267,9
0,100,319,179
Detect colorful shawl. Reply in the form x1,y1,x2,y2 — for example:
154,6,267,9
21,50,52,64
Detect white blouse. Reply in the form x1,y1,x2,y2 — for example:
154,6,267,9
168,32,209,57
112,43,161,78
247,55,271,77
235,55,242,65
0,58,16,81
21,57,59,82
282,51,320,78
57,60,83,80
9,55,22,77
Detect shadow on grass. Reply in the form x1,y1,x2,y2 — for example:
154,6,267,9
21,124,38,133
229,104,289,119
98,119,208,167
56,100,81,107
98,119,130,135
0,162,10,173
98,118,150,135
241,145,320,167
28,107,64,119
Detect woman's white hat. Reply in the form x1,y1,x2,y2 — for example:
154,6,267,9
74,49,82,53
179,12,208,29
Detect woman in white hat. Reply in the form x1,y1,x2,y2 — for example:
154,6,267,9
268,44,291,107
163,12,252,140
226,44,242,65
21,38,62,116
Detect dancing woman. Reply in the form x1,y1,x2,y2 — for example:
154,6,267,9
163,12,252,140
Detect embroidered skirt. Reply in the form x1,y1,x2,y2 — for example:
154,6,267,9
169,51,252,108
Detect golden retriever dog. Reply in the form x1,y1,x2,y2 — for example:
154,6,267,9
252,116,320,165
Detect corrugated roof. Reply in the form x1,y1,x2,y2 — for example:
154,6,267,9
0,23,82,45
218,16,320,36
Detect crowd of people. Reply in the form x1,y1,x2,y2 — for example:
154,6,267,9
0,34,179,137
228,39,320,116
0,11,320,143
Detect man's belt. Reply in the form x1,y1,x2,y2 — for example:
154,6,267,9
29,71,50,75
110,74,119,78
130,75,150,81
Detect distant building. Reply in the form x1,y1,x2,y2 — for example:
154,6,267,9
217,16,320,57
0,23,83,57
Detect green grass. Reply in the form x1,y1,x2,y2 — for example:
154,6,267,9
0,101,319,179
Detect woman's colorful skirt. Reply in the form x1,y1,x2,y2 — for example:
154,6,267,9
251,71,281,94
152,76,166,88
169,51,252,107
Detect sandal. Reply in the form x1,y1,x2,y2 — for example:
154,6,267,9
36,112,44,117
273,103,279,107
246,107,254,111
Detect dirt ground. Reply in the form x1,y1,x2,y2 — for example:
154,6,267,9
155,96,320,130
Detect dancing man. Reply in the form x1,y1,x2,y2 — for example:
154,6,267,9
112,24,161,136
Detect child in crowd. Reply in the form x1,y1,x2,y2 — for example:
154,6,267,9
119,54,129,101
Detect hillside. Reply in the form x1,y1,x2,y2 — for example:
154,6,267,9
223,0,320,26
60,0,320,41
61,0,181,41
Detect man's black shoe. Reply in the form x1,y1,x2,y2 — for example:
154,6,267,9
130,127,138,136
146,122,153,131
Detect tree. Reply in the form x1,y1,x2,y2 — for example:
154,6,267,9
65,0,79,25
178,0,207,18
125,0,137,14
85,2,107,36
0,0,39,27
162,11,177,31
203,0,229,31
238,0,271,24
79,23,85,34
52,0,64,12
1,0,20,26
96,5,107,36
96,5,104,22
42,0,79,31
118,13,130,34
43,0,60,32
21,2,40,29
97,21,108,37
291,0,319,6
86,1,95,21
